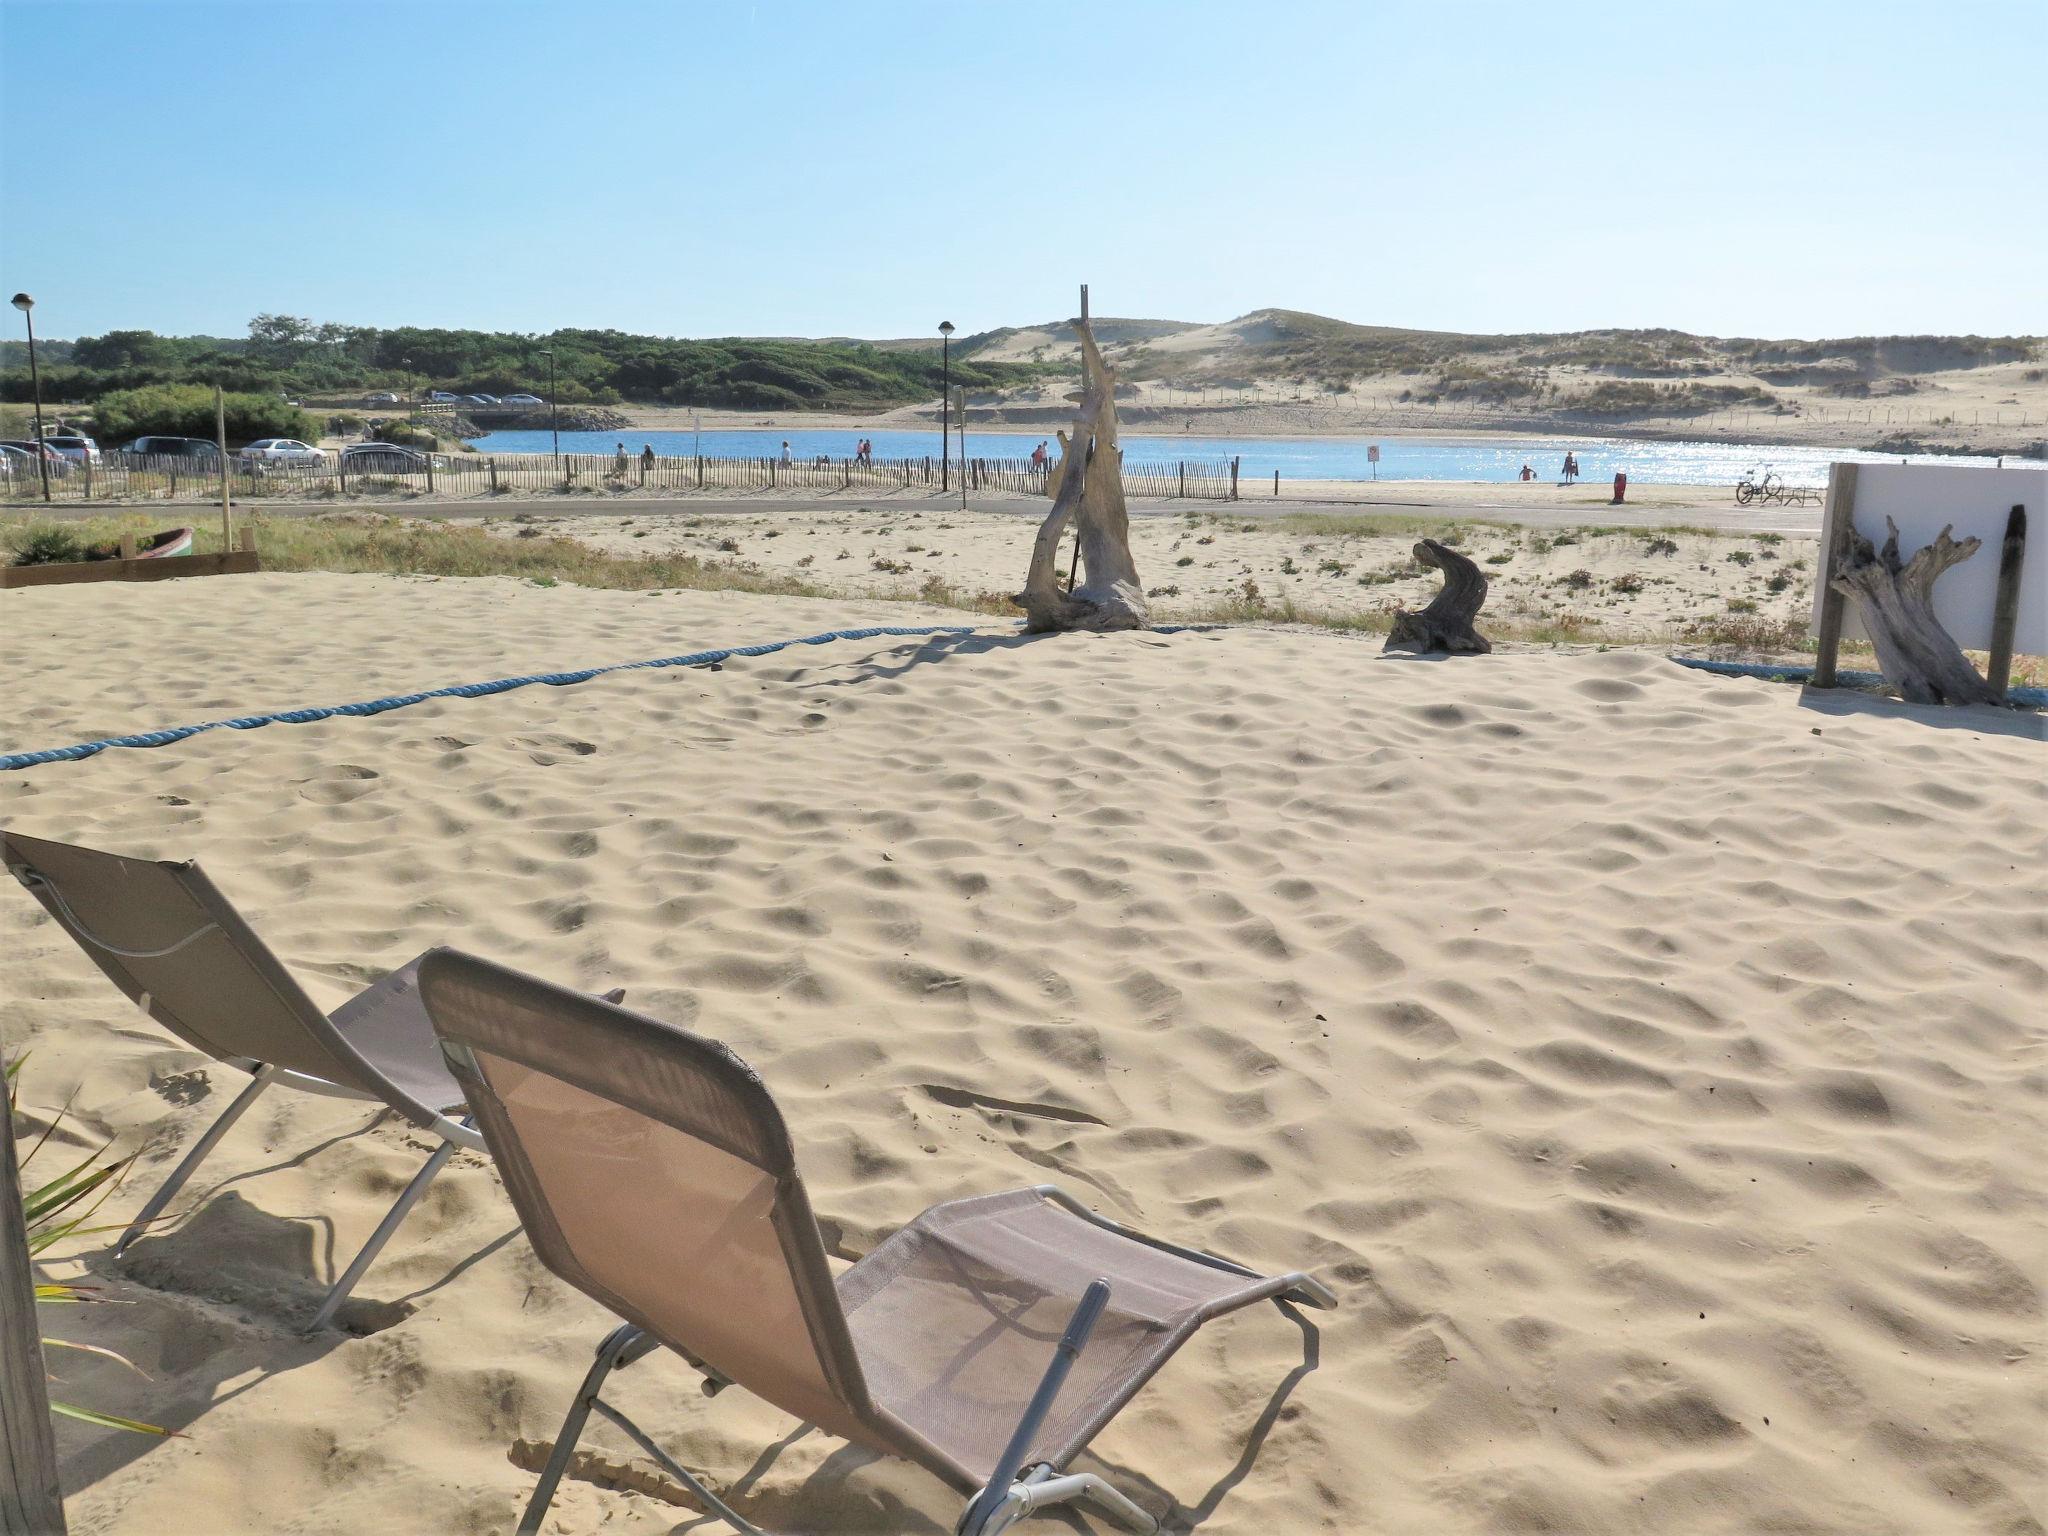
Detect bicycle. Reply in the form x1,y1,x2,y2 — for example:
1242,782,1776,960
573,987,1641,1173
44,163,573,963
1734,467,1783,506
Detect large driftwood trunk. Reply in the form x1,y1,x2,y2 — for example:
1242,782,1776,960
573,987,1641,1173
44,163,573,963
1015,322,1147,633
1383,539,1491,655
1830,516,1993,705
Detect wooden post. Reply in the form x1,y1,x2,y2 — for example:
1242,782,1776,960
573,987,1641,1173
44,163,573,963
238,527,256,553
1231,456,1239,501
424,454,434,493
1178,461,1186,498
1811,461,1860,688
119,532,136,560
2,1103,68,1535
1986,504,2028,702
214,385,231,554
1272,469,1280,497
81,456,92,500
489,458,498,493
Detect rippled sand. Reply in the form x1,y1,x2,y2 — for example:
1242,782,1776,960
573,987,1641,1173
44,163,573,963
3,573,2041,1535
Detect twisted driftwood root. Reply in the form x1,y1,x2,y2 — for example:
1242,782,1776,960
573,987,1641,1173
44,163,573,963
1383,539,1491,654
1013,320,1147,633
1830,517,1991,705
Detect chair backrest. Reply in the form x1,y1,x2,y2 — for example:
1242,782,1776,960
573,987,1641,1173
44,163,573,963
1,830,384,1101
415,947,888,1451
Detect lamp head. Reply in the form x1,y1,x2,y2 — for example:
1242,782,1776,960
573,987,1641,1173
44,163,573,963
10,294,31,313
938,321,954,336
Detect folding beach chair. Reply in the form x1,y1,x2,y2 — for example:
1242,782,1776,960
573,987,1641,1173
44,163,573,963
0,830,620,1330
417,947,1337,1536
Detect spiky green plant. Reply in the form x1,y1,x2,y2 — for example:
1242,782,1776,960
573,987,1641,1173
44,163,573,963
8,1057,172,1437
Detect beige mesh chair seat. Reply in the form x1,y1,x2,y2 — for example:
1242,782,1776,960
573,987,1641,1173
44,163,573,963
0,831,617,1330
418,948,1336,1536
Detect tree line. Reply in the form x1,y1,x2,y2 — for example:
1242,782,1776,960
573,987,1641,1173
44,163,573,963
0,314,1055,412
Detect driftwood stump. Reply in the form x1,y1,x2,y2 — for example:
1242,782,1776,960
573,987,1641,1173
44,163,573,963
1830,516,1993,705
1383,539,1491,654
1015,319,1147,633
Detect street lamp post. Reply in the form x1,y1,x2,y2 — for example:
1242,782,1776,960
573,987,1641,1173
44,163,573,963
938,320,954,492
540,349,560,468
10,294,51,503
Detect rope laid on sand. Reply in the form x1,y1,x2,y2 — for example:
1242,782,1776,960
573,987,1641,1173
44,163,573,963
1671,655,2048,708
7,629,2035,774
0,623,988,772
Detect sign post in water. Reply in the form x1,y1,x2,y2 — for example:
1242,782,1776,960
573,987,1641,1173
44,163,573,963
1368,443,1380,480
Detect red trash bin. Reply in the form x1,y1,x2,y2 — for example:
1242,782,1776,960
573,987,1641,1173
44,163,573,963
1611,471,1627,504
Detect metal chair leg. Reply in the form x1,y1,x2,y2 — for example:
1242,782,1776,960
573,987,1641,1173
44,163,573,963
306,1136,459,1331
517,1324,647,1536
588,1396,768,1535
112,1065,276,1259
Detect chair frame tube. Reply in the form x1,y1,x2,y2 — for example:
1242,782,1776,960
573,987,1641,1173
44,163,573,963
523,1297,1164,1536
111,1061,475,1330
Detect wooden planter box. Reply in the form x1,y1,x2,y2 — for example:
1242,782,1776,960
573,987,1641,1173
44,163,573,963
1,532,259,590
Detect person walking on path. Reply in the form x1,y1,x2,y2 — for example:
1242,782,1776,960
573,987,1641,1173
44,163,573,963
780,441,793,467
613,442,630,479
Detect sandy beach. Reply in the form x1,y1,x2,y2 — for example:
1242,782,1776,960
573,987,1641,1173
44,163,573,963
3,571,2042,1535
464,500,1824,643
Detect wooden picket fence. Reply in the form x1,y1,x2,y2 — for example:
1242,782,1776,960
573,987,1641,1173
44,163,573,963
2,451,1241,503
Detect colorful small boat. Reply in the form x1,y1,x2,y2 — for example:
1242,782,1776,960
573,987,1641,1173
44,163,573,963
135,527,194,559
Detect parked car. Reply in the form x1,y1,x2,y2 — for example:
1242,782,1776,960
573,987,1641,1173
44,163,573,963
0,440,71,476
364,392,401,406
501,393,544,405
340,444,449,473
465,393,500,406
427,391,462,403
238,439,326,467
118,436,220,459
41,432,100,465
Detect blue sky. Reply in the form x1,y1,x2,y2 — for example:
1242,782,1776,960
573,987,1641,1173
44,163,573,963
2,0,2041,342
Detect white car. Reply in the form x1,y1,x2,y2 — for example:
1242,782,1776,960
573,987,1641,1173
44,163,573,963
238,439,326,466
428,391,463,403
502,393,544,405
42,432,101,465
364,392,401,406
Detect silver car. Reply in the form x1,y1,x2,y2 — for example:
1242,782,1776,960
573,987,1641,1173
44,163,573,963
41,432,100,465
238,439,327,467
340,444,448,473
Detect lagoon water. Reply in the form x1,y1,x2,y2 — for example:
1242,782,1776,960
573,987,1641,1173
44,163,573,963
466,427,2016,487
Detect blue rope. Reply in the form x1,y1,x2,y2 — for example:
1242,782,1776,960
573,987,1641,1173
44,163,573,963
0,623,988,772
1671,655,2048,708
9,627,2035,773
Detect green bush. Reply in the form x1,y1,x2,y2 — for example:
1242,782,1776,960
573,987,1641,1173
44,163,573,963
91,385,315,447
8,527,85,566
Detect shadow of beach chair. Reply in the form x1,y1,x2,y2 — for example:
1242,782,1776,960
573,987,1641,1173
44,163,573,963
417,946,1337,1535
0,830,621,1331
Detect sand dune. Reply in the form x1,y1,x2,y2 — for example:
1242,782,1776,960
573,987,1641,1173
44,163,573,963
2,573,2042,1535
